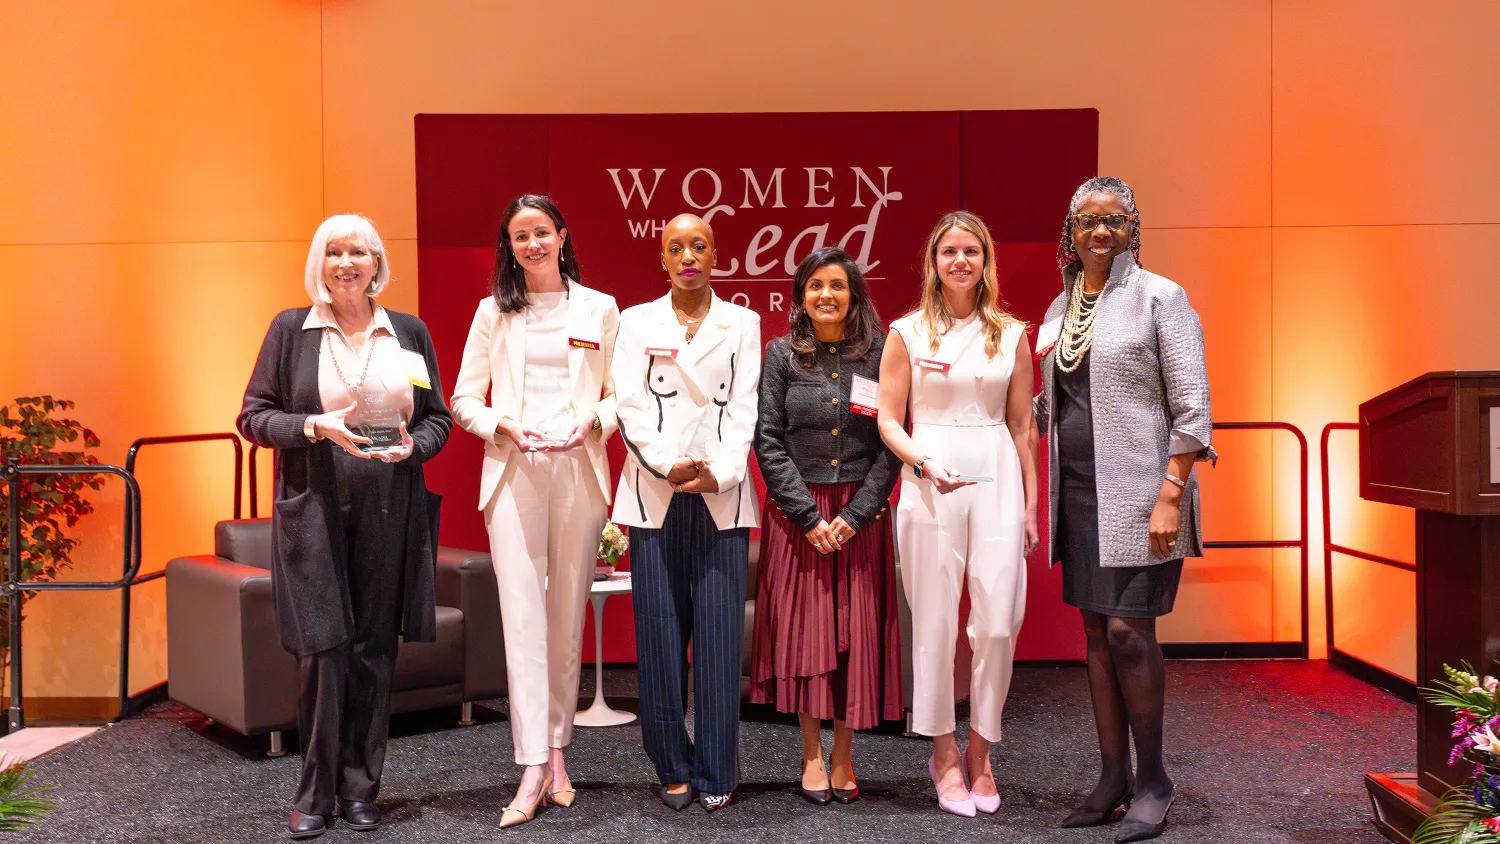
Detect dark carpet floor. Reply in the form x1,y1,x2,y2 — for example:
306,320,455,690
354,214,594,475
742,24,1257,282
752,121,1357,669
22,661,1410,843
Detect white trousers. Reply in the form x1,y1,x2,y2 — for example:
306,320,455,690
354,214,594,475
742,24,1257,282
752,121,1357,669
484,449,607,765
897,423,1027,741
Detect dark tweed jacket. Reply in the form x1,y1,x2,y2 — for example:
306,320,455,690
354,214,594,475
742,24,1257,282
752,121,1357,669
237,305,452,656
754,333,900,533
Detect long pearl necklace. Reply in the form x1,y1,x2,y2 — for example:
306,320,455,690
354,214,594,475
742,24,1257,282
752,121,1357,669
1056,273,1104,373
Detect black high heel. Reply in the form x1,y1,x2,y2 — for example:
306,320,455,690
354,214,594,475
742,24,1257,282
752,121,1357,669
1060,787,1132,828
1114,793,1174,842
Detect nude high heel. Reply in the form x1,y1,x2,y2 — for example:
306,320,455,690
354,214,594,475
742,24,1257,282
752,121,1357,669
499,771,552,830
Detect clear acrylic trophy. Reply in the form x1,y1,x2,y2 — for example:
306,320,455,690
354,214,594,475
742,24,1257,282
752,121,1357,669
946,399,995,483
527,372,576,448
353,388,403,454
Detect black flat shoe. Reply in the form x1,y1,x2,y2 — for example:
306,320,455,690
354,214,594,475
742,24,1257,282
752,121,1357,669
1114,794,1174,842
660,785,695,811
831,785,860,804
699,791,734,812
800,784,832,806
1061,789,1132,828
338,798,380,831
288,809,326,839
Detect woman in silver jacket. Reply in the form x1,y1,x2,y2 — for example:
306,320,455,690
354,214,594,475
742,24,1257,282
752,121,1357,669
1033,177,1213,843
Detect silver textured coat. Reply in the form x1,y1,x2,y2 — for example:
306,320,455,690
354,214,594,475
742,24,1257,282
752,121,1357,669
1033,252,1215,568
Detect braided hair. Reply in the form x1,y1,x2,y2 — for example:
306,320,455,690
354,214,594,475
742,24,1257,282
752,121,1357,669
1055,176,1143,271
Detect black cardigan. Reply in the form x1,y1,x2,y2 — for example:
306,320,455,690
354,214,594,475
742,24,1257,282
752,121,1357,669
237,306,452,656
754,334,899,533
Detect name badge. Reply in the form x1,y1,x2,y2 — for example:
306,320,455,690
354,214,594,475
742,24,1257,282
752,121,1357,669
646,347,678,358
1034,316,1062,360
913,358,950,373
397,348,432,390
569,337,601,350
849,374,879,418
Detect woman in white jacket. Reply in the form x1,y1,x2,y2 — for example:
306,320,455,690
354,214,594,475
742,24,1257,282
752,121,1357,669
450,194,620,829
612,213,760,813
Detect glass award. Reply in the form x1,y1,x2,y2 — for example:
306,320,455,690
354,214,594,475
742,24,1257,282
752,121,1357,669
946,400,994,483
526,372,576,448
353,389,402,454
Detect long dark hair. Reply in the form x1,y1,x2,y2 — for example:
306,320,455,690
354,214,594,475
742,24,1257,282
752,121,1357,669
490,194,581,313
787,246,882,371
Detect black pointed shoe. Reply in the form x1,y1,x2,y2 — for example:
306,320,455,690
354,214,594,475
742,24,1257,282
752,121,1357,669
1061,789,1132,828
338,799,380,831
660,785,695,811
1114,794,1174,842
800,784,833,805
831,784,860,804
288,809,326,839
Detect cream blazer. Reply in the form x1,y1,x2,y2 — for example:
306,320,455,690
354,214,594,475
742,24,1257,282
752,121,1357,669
611,292,761,531
451,282,620,511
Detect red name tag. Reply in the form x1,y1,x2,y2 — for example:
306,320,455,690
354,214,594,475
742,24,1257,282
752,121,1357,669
914,358,950,373
1034,342,1056,360
646,347,678,358
849,403,878,418
569,337,601,350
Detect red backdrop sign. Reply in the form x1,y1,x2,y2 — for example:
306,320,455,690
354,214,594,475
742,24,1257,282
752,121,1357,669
416,110,1097,662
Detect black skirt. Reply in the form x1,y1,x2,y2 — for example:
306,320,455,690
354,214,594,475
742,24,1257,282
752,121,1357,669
1055,350,1183,619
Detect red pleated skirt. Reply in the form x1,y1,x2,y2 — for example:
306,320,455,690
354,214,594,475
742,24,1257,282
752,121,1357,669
749,482,903,729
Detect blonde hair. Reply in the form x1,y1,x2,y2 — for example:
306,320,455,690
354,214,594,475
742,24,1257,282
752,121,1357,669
915,211,1023,358
304,214,390,304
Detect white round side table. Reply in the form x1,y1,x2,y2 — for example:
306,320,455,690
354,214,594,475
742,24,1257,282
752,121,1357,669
572,570,636,727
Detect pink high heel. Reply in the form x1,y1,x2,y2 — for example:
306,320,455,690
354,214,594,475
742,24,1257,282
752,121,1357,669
965,751,1000,815
928,755,976,818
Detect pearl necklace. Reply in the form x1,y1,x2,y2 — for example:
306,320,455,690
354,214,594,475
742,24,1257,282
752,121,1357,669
1056,274,1104,373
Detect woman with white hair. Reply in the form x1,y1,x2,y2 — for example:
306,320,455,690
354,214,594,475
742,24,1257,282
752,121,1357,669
238,214,452,840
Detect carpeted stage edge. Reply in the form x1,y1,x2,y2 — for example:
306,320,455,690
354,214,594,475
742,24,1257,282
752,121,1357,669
24,661,1408,843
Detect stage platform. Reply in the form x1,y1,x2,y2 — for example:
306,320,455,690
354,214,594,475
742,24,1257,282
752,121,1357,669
23,660,1408,843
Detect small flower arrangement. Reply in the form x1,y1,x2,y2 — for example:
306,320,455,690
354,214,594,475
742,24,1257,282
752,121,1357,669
595,522,628,581
1415,662,1500,843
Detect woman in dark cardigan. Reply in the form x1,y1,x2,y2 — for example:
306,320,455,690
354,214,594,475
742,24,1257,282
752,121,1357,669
750,246,902,806
238,214,451,840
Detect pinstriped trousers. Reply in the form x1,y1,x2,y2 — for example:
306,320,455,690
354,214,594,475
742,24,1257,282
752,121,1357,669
629,493,748,795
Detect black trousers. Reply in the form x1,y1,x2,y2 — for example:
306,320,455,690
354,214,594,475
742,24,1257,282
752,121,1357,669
630,493,749,795
294,451,407,816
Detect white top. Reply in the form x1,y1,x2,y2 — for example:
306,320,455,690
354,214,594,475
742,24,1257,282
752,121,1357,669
891,311,1023,427
303,302,415,423
521,291,570,431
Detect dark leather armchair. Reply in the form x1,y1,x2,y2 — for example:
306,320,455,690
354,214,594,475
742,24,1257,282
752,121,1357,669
165,519,505,754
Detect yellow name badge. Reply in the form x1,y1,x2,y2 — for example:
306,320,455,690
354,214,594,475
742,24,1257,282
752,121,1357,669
398,348,432,390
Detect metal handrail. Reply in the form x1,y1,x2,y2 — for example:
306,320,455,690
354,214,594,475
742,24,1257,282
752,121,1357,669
4,459,142,731
1320,422,1416,655
124,433,243,585
249,443,262,518
1203,421,1311,659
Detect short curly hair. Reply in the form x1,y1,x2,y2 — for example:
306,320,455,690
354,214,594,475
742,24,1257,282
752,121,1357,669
1055,176,1142,271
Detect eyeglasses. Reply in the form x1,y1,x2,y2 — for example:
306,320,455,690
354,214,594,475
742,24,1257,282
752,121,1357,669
1071,213,1137,233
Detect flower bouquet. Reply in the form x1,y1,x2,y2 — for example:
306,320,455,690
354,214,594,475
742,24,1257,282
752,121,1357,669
1415,662,1500,843
595,522,628,581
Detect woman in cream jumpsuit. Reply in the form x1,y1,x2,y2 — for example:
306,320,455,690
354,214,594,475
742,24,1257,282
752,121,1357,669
451,195,619,829
878,211,1038,818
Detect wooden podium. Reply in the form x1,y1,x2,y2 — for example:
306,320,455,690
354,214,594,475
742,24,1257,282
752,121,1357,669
1359,371,1500,842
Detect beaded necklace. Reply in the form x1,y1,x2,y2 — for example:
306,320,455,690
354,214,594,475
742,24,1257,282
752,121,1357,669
1056,273,1104,373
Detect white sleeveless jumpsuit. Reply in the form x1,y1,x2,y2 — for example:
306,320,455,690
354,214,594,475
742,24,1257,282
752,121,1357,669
892,313,1027,741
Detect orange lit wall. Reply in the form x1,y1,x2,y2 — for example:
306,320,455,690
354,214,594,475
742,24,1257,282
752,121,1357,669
4,1,1491,698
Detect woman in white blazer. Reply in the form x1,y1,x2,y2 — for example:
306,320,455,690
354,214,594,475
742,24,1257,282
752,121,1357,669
450,194,620,829
612,213,760,813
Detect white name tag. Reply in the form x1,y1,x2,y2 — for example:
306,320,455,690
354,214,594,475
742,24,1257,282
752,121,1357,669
849,374,879,417
1035,316,1062,359
398,348,432,390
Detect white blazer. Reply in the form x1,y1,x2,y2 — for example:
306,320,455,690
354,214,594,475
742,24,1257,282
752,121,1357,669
611,292,761,531
451,282,620,511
